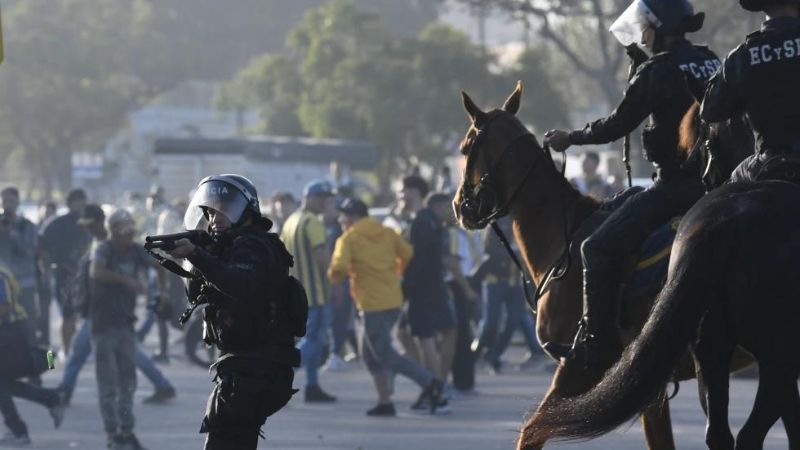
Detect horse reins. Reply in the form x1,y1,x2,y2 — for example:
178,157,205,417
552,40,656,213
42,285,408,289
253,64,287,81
461,114,573,315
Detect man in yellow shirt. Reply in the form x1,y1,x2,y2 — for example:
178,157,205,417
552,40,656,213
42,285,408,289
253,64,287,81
328,198,448,416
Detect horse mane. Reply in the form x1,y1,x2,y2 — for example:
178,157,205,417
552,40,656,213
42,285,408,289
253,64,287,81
678,102,701,158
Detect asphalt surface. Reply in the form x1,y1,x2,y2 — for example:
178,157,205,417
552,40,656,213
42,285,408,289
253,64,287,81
10,341,789,450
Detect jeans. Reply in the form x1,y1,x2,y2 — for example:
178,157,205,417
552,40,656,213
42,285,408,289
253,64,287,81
479,281,539,364
60,321,173,394
298,304,331,387
92,327,137,434
360,308,432,388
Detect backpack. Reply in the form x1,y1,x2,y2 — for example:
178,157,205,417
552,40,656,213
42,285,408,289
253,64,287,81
252,232,308,339
286,275,308,338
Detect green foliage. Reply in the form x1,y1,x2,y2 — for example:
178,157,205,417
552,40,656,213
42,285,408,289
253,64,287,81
0,0,439,195
219,0,568,169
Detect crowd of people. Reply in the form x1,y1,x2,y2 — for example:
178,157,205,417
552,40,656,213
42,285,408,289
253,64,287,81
0,171,574,447
0,148,626,440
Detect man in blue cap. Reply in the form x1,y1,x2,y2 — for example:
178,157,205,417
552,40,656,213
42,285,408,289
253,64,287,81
280,180,337,402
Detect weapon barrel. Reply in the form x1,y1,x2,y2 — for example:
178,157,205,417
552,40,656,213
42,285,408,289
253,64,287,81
145,230,203,243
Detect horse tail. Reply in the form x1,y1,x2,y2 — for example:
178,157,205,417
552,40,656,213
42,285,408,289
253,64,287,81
521,225,727,446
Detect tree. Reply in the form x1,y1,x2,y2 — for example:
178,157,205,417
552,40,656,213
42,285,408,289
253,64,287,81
0,0,442,196
0,0,157,195
457,0,755,110
218,0,568,173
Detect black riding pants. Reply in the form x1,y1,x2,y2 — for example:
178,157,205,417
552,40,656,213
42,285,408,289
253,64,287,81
581,176,704,275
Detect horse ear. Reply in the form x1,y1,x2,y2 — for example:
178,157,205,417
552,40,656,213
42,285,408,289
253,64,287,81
461,91,487,124
502,81,523,115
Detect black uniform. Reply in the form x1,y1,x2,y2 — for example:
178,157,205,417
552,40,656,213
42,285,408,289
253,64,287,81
701,17,800,181
572,39,718,275
187,219,299,450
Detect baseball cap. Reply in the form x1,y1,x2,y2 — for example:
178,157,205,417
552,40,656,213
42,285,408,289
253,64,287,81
337,198,369,217
303,180,335,198
78,204,106,225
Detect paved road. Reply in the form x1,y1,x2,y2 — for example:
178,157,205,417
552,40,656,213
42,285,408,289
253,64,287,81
12,345,789,450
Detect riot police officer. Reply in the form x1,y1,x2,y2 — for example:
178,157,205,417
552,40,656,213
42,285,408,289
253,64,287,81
543,0,719,365
701,0,800,181
165,175,300,450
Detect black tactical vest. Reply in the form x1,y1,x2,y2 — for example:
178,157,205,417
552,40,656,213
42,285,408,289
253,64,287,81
639,40,719,174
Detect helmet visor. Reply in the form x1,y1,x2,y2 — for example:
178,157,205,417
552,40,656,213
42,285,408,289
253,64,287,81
183,180,249,230
610,0,662,47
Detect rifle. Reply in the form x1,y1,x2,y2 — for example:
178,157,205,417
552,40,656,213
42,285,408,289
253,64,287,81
144,230,215,251
143,230,218,325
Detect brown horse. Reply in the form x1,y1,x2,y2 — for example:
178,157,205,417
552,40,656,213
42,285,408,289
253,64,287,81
453,83,752,450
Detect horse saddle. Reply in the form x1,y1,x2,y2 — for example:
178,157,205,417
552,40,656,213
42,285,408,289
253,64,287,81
755,154,800,183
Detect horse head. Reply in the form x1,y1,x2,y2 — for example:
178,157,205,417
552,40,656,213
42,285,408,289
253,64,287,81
679,103,754,190
453,82,548,230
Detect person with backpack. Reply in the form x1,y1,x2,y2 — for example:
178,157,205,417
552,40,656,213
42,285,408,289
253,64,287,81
165,174,302,450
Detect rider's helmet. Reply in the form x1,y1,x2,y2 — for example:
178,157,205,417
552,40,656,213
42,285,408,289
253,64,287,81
184,174,261,230
610,0,705,47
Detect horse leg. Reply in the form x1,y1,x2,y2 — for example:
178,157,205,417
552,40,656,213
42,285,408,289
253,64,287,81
781,376,800,450
693,317,735,450
734,364,787,450
696,369,709,417
640,392,675,450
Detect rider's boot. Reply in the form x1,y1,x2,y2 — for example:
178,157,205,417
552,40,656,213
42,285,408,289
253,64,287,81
570,270,623,368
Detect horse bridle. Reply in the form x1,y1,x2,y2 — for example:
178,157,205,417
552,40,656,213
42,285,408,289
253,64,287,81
458,113,542,229
459,113,568,314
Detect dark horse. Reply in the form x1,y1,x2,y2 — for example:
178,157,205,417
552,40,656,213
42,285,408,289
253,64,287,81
453,83,753,450
521,175,800,447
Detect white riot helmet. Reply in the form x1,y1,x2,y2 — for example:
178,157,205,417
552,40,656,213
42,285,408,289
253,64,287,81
183,174,260,231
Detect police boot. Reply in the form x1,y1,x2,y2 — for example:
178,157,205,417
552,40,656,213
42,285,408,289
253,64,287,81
569,270,623,368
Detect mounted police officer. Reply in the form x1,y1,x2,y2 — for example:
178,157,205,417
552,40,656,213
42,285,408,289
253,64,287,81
701,0,800,182
543,0,719,366
165,175,300,450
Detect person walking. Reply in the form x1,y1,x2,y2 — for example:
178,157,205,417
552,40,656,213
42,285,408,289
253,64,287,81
280,180,337,402
328,198,447,415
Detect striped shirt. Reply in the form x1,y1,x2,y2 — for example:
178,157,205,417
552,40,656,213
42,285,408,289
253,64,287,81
281,210,328,308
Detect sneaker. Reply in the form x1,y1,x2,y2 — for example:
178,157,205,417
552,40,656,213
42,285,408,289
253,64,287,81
432,398,451,415
427,379,446,414
366,403,396,417
49,388,68,428
323,354,346,371
411,379,445,414
409,390,428,411
142,387,176,404
0,432,31,447
304,385,337,403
